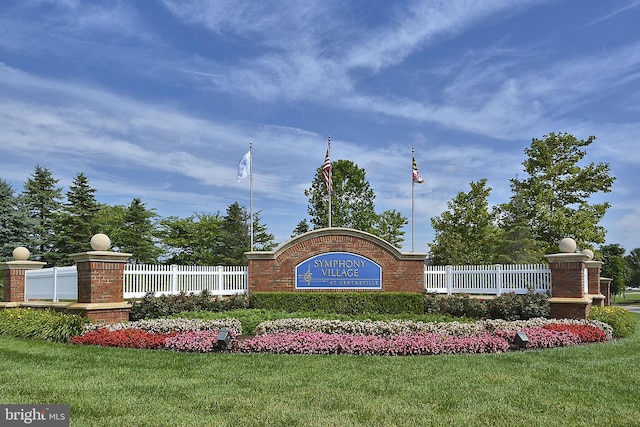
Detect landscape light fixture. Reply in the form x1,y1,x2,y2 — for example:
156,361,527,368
217,329,231,349
514,331,529,349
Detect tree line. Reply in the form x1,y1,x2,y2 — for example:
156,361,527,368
1,132,639,294
0,165,275,266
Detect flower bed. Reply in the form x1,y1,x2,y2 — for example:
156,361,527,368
70,317,614,355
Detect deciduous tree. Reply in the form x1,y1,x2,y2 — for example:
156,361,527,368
599,243,628,295
304,159,407,245
512,132,614,253
429,179,500,265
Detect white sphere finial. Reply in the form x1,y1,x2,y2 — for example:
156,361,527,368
12,246,30,261
90,233,111,251
582,249,594,260
558,237,577,253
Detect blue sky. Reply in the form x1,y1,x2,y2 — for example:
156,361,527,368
1,0,640,254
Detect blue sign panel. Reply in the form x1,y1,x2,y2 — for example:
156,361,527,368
295,252,382,289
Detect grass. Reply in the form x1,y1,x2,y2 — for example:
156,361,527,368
0,314,639,426
613,291,640,305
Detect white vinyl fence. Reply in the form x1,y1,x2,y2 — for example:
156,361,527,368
24,266,78,302
24,263,553,301
23,264,249,300
123,264,248,298
424,264,552,295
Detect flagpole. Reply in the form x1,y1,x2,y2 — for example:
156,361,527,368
249,141,254,251
328,136,332,228
411,146,415,252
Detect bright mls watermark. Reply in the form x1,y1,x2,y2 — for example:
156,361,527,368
1,405,69,426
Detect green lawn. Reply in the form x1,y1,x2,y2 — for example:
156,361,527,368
1,314,639,426
614,291,640,305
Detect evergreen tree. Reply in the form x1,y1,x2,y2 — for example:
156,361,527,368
0,180,33,261
51,173,99,265
219,202,275,265
291,219,310,238
21,165,63,263
429,179,500,265
118,198,161,264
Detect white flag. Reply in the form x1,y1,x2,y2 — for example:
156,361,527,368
237,150,251,181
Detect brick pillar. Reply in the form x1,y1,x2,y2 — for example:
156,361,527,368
0,247,46,306
66,234,132,323
586,260,605,307
599,277,612,306
545,238,592,319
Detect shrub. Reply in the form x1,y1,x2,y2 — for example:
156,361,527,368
250,292,423,315
588,306,636,338
0,308,87,343
487,292,549,320
129,291,249,321
423,292,548,320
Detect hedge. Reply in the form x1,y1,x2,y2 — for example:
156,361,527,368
250,292,424,315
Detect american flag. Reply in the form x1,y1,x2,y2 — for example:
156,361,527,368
322,138,333,194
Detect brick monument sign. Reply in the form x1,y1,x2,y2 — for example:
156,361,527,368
246,228,427,293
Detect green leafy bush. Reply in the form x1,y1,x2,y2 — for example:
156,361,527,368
250,292,423,316
129,291,250,321
423,292,549,320
588,306,636,338
0,308,87,343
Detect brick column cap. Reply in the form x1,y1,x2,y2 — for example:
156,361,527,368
545,252,590,263
599,277,612,284
70,251,132,263
585,260,603,268
0,260,46,271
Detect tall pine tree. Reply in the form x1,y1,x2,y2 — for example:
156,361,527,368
0,180,34,261
21,165,63,264
51,173,99,265
119,198,161,264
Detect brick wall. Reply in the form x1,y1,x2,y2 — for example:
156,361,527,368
247,228,426,293
548,261,586,298
1,261,46,302
550,302,590,319
76,260,125,303
2,269,26,302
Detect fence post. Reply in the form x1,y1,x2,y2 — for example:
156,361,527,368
67,234,132,323
217,266,224,297
0,247,46,305
545,238,591,319
445,265,453,296
494,264,502,296
171,265,179,294
52,266,58,302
